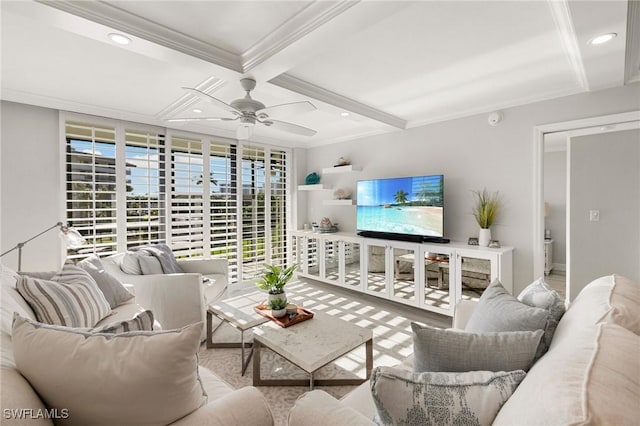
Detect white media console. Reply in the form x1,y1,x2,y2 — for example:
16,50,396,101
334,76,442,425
292,231,513,317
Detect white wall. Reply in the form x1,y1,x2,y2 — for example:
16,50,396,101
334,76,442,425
1,101,62,271
302,84,640,294
569,129,640,300
544,150,567,267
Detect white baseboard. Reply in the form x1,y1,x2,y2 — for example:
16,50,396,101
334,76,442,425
552,263,566,272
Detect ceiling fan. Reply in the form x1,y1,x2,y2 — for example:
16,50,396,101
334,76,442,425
168,78,317,140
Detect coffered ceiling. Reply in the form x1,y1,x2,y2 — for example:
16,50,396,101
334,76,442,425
1,1,636,147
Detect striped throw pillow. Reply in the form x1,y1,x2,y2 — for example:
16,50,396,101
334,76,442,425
17,264,111,328
93,310,154,333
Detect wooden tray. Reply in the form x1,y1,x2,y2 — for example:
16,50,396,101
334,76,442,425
254,305,314,328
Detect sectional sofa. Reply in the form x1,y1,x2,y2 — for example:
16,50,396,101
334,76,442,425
289,274,640,425
1,264,273,426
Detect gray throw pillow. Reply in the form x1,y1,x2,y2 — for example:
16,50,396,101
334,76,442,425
465,280,551,359
77,255,134,308
411,323,543,372
121,252,143,275
138,255,164,275
371,366,526,426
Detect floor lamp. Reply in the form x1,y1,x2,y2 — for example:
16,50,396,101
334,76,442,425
0,222,86,271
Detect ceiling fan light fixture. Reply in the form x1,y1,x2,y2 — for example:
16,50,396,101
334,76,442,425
108,33,131,45
237,124,252,141
588,33,617,45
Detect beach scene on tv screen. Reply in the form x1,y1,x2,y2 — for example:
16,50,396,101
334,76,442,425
357,175,444,237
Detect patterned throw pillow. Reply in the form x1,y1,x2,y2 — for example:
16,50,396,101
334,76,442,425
371,366,526,426
92,310,154,333
76,255,134,308
17,264,111,328
411,323,543,372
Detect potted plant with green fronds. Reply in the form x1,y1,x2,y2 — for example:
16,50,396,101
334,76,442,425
472,189,500,247
268,298,287,318
255,263,297,304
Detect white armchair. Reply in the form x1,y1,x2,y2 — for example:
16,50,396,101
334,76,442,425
102,253,228,335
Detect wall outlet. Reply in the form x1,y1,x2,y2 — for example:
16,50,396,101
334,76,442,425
589,210,600,222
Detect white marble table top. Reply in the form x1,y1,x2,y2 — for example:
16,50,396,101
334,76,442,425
208,289,269,331
253,311,373,373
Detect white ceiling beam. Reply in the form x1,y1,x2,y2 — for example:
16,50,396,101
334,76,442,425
270,74,406,130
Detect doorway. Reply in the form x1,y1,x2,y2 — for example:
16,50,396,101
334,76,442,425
533,111,640,302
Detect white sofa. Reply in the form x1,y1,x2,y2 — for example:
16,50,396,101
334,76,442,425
289,274,640,425
102,253,228,333
1,264,273,426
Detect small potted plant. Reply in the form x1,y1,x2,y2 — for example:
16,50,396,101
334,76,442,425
472,189,500,247
268,298,287,318
255,263,297,304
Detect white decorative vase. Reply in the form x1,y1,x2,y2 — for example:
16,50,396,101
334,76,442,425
268,291,286,304
271,308,287,318
479,228,491,247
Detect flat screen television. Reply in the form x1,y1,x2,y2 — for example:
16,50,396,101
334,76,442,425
356,174,444,242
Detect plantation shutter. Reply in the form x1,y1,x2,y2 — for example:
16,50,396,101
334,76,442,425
124,129,166,248
269,148,288,268
209,141,239,282
170,135,205,258
65,121,118,258
240,144,267,280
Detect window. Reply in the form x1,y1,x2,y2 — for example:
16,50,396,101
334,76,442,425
63,116,292,284
169,136,205,259
125,129,166,248
209,142,239,282
65,121,118,257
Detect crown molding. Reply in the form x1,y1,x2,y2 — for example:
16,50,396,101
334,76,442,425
625,0,640,84
547,0,589,90
155,76,228,119
270,74,406,129
36,0,242,72
242,1,359,73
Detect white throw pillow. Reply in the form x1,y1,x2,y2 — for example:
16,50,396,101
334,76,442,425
371,366,526,426
12,315,207,426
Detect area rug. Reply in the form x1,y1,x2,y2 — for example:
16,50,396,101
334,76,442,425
198,278,450,426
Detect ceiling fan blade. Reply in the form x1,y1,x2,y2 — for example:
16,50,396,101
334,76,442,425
261,119,317,137
182,87,242,116
166,117,239,122
257,101,316,119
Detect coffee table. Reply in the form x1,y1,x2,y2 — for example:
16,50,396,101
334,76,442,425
206,289,270,375
252,311,373,390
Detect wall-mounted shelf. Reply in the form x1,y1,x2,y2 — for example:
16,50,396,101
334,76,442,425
298,184,331,191
323,199,356,206
321,165,361,174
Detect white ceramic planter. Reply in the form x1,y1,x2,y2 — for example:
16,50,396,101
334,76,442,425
479,228,491,247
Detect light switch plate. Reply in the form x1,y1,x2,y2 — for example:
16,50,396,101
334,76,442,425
589,210,600,221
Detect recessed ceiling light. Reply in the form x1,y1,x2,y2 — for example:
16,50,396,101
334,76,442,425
108,33,131,45
588,33,617,45
340,112,350,117
192,108,203,113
